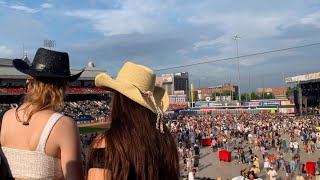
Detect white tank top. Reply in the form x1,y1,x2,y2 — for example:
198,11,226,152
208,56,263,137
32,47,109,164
1,113,64,180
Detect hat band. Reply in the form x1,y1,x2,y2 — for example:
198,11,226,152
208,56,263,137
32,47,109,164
140,90,164,133
31,63,71,76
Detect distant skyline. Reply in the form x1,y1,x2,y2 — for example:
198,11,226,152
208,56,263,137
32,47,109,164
1,0,320,91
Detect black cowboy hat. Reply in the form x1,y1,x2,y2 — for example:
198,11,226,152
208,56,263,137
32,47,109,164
13,48,84,82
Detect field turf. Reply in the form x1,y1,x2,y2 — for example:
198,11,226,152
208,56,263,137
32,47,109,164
79,127,106,134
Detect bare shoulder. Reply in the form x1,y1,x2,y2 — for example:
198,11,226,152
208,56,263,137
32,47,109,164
2,108,15,119
54,115,78,130
52,114,79,142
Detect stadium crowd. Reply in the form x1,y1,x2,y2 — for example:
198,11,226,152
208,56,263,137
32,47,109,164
0,100,111,122
2,99,320,179
169,113,320,180
63,100,111,121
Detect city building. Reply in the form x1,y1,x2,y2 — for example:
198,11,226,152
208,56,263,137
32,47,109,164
156,72,189,100
256,87,288,99
197,83,238,101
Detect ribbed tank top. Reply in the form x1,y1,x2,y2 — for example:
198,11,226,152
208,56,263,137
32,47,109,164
0,113,64,180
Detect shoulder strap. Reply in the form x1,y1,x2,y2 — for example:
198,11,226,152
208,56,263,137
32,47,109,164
0,110,7,132
0,111,4,131
36,113,63,152
0,110,8,148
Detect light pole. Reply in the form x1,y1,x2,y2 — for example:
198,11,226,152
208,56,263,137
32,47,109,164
233,35,241,104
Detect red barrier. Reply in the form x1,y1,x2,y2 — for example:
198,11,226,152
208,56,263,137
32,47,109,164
201,138,211,146
306,161,316,175
219,150,231,162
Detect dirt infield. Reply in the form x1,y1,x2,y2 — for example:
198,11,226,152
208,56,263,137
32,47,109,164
77,122,111,128
78,122,111,134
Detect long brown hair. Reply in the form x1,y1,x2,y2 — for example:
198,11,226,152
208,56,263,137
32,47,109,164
22,77,68,120
87,91,179,180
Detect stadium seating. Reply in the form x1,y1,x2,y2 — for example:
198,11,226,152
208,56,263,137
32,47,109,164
62,100,110,123
0,87,25,94
0,100,111,124
68,88,85,93
0,87,107,95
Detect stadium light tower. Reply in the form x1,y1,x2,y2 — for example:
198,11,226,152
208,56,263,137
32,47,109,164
44,39,56,49
233,35,241,104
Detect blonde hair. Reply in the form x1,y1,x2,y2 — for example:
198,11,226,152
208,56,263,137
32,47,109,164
23,78,68,120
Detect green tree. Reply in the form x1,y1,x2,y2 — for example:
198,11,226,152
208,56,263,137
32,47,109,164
250,92,260,100
260,92,275,99
241,93,250,102
286,87,294,99
211,93,215,101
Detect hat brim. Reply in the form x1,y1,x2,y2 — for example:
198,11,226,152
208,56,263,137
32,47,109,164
95,73,169,113
13,59,83,82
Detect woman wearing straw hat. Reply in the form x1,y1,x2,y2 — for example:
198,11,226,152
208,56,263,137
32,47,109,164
86,62,179,179
0,48,84,179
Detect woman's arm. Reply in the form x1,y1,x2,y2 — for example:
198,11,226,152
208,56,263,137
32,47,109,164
57,116,84,180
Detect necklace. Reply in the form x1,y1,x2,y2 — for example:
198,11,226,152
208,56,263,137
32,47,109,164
15,105,30,126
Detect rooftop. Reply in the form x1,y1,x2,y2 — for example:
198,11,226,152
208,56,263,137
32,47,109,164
285,71,320,83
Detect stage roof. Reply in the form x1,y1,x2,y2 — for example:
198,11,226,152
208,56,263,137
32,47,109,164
285,71,320,84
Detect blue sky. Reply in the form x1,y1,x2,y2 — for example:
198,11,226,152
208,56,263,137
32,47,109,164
1,0,320,91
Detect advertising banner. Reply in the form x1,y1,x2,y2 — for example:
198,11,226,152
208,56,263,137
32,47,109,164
262,101,281,106
279,108,295,113
281,100,294,105
195,102,224,107
244,101,263,106
195,102,209,107
208,102,224,107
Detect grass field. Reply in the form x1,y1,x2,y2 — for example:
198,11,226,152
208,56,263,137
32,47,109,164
79,127,106,134
78,122,111,134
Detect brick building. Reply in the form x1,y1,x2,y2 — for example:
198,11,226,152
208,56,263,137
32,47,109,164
256,87,289,99
198,83,238,101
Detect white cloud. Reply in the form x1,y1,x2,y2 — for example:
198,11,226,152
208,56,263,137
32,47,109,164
187,12,293,39
40,3,53,9
6,5,38,13
0,46,14,58
300,11,320,28
193,39,218,50
176,49,188,55
65,0,169,36
1,1,39,13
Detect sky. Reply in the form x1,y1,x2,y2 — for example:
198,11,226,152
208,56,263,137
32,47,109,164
1,0,320,92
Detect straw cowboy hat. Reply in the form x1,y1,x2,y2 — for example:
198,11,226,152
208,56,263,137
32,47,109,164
13,48,83,82
95,62,169,132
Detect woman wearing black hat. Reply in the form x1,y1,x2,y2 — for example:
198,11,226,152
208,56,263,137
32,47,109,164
0,48,84,179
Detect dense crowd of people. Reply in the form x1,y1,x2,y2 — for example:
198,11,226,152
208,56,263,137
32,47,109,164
62,100,111,121
168,113,320,180
2,99,320,179
306,106,320,115
0,100,111,121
